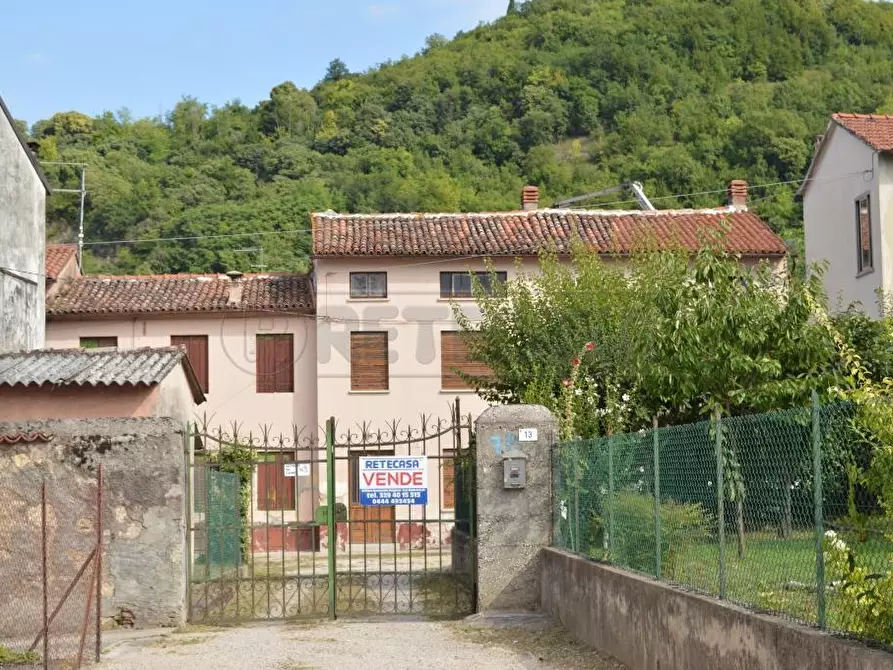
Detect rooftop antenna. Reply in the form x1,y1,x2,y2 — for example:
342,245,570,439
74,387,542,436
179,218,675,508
233,247,266,271
553,181,655,211
42,161,88,271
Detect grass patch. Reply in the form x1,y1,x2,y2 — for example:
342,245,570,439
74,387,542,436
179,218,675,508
456,623,625,669
643,531,893,634
172,624,228,634
151,635,215,649
0,645,40,665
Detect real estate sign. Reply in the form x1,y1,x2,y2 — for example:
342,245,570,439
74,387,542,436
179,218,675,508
359,456,428,506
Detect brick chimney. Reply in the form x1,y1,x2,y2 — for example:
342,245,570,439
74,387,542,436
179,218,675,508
226,270,244,305
728,180,747,209
522,185,540,211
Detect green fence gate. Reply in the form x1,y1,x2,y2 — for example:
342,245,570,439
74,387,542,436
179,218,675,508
186,400,477,621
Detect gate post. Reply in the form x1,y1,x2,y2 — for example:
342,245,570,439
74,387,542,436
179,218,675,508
325,417,336,620
474,405,557,612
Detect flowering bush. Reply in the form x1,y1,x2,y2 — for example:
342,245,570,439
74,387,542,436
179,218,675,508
823,530,893,642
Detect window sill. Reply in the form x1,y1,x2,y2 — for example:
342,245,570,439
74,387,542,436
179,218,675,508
856,268,875,278
348,389,390,395
437,297,477,303
439,389,478,394
346,297,390,303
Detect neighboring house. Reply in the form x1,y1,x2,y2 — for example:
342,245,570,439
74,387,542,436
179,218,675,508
0,347,204,423
45,271,317,435
45,243,79,294
800,113,893,317
0,94,52,353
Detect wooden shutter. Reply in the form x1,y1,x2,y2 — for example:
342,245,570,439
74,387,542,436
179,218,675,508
441,331,490,390
256,335,293,393
274,335,294,393
350,332,389,391
442,453,455,510
171,335,209,392
257,455,296,511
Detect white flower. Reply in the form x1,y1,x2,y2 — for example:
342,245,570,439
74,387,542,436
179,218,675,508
825,530,837,538
575,388,583,396
622,393,631,402
639,466,645,473
707,480,713,488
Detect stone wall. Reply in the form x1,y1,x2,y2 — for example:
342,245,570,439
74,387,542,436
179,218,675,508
0,418,187,630
542,548,893,670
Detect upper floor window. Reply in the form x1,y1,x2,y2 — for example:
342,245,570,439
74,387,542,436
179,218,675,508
350,331,389,391
171,335,209,393
80,336,117,349
440,271,507,299
350,272,387,299
256,334,294,393
856,194,874,275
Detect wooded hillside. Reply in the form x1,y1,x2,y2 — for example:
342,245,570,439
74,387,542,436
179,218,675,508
30,0,893,274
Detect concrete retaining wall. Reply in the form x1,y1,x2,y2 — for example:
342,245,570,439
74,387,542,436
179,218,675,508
541,548,893,670
0,418,187,630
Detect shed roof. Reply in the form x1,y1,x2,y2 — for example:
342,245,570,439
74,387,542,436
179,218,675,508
0,347,205,404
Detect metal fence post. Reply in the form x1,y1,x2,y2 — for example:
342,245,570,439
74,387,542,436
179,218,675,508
812,392,826,629
607,432,615,558
652,417,661,580
95,465,103,662
714,409,726,599
41,482,48,670
325,417,337,620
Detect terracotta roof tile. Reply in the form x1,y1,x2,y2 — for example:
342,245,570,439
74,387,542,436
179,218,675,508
47,274,314,317
0,432,53,445
45,244,77,280
312,209,787,258
832,113,893,152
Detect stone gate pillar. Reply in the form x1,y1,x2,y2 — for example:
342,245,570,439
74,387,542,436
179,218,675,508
475,405,557,611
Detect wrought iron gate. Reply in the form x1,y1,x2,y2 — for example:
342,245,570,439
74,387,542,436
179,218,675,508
186,401,476,621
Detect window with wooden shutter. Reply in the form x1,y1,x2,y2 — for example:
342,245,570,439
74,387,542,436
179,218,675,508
856,194,874,274
80,336,118,349
441,331,490,390
171,335,209,392
441,451,455,510
256,334,294,393
256,454,296,511
350,332,389,391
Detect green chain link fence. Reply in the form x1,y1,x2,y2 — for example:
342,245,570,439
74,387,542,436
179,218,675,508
554,399,893,646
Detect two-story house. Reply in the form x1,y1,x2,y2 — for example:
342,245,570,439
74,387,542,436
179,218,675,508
311,182,786,530
800,113,893,317
0,94,51,352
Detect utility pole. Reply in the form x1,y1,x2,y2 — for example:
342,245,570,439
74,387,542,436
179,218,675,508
42,161,88,272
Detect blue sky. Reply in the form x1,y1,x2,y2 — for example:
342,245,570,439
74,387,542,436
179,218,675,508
3,0,506,126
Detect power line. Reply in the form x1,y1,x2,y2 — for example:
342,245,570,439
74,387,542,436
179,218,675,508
82,228,314,247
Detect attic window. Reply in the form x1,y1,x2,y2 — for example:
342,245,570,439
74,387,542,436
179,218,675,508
80,336,118,349
855,194,874,275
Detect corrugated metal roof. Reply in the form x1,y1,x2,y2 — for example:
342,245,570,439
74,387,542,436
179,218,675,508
0,347,205,403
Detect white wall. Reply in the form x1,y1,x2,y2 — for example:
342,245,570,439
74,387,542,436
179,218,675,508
804,125,883,316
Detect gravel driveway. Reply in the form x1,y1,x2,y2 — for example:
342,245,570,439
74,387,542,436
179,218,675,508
97,615,625,670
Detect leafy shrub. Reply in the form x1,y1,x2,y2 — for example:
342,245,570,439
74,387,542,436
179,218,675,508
591,492,710,577
315,503,348,524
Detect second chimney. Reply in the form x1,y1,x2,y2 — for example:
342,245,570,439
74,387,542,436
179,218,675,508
522,185,540,211
728,180,747,209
